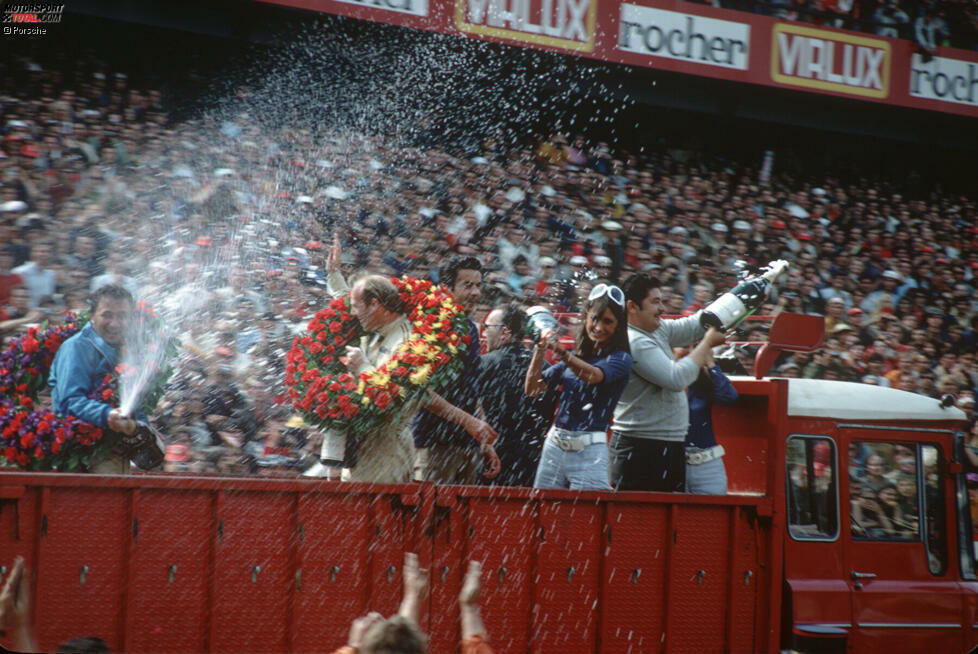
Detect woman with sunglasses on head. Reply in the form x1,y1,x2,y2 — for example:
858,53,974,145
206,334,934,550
525,284,632,490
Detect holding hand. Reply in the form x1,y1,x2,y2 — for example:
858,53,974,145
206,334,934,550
703,327,727,348
108,408,136,435
343,346,366,372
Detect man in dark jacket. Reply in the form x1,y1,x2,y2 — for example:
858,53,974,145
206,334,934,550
412,256,499,484
479,304,557,486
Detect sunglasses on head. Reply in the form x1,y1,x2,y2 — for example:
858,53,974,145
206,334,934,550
588,283,625,308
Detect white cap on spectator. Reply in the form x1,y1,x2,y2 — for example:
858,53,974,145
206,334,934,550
213,168,235,178
733,219,752,231
540,185,557,197
322,186,348,200
0,200,28,212
570,255,588,266
881,270,902,281
594,255,612,266
505,187,526,203
712,222,729,232
669,226,688,235
296,195,314,204
601,220,623,231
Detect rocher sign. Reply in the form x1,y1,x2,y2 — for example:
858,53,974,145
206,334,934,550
332,0,429,15
617,4,750,70
909,54,978,107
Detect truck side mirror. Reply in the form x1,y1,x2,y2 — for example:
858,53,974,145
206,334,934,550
754,313,825,378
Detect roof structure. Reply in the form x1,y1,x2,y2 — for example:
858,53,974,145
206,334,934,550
783,378,968,423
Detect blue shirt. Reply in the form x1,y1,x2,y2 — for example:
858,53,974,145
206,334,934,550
49,322,118,428
543,348,632,432
412,319,482,449
685,366,738,449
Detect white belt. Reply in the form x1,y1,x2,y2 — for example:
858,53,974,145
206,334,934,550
685,444,725,465
549,426,607,452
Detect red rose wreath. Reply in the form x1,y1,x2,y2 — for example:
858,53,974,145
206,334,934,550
286,276,472,437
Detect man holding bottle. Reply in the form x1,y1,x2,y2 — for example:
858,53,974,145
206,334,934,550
612,273,726,492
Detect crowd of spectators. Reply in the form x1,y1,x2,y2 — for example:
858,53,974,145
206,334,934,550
701,0,978,52
1,48,976,477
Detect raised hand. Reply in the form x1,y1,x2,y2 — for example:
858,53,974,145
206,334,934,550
327,233,342,274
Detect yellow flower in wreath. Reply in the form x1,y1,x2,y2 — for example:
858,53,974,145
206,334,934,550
409,364,432,386
370,371,391,387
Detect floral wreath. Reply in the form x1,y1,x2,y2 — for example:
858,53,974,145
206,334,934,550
0,302,178,471
286,276,472,437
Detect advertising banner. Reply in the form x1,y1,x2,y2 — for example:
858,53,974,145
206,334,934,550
258,0,978,118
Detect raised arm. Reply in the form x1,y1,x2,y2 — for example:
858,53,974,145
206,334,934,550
459,560,486,641
631,328,726,391
524,342,550,397
398,552,428,625
325,234,350,299
548,336,606,384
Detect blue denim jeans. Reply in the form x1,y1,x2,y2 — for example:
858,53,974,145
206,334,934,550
534,435,611,491
685,456,728,495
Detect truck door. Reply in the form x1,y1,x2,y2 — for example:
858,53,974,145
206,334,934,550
783,435,849,634
844,433,961,653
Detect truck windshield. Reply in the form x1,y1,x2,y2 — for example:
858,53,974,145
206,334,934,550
847,440,947,575
786,436,838,540
849,442,921,541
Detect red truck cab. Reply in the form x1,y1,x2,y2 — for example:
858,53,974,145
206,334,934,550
718,375,976,653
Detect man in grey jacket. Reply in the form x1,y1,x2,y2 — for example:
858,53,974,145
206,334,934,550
611,273,726,491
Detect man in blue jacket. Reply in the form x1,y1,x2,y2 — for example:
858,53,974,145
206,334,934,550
49,284,136,473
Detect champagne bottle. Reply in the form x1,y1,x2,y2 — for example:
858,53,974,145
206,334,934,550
700,260,789,331
526,306,559,343
124,419,166,470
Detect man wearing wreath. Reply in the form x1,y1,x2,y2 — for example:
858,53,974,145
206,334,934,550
49,284,138,474
325,237,499,484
